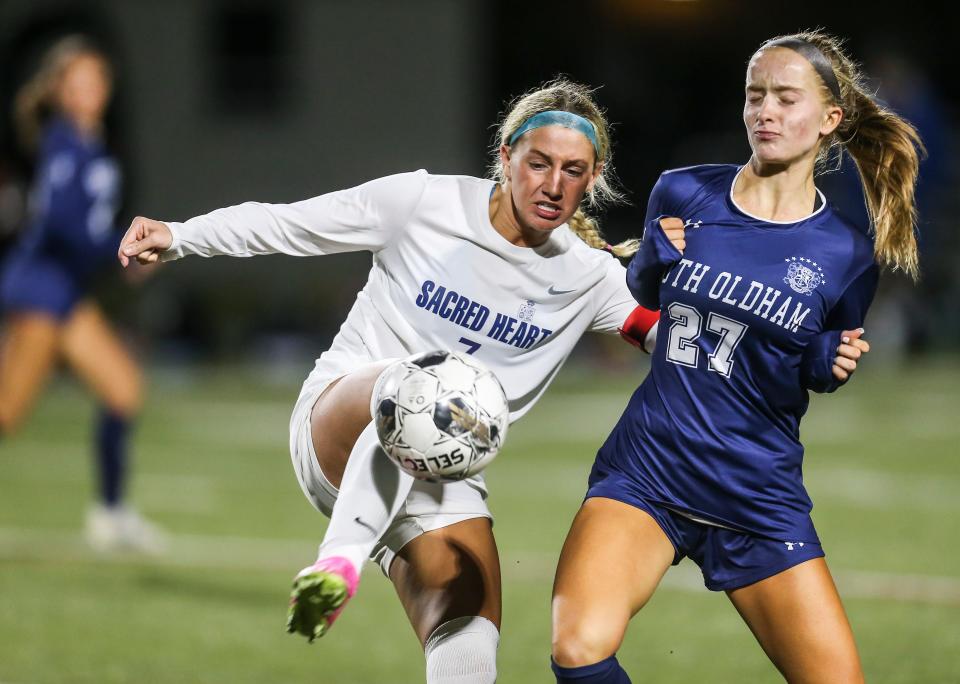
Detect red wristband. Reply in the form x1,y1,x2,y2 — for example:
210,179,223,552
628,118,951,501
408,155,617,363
618,305,660,349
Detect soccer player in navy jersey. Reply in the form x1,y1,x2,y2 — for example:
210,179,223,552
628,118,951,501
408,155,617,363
0,37,164,552
550,31,923,683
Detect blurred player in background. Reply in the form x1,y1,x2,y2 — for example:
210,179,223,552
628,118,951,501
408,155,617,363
550,30,923,684
119,79,661,684
0,36,164,553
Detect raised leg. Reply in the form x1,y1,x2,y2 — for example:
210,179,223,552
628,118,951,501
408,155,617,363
288,360,414,640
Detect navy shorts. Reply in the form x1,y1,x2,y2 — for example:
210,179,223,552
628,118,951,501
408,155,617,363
587,473,824,591
0,254,83,320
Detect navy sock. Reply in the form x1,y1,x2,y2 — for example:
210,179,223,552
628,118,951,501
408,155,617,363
551,655,631,683
96,409,130,506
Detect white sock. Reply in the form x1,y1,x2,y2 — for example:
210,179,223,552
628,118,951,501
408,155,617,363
424,616,500,684
317,366,414,572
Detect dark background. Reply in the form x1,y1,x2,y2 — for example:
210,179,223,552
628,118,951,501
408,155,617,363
1,0,956,363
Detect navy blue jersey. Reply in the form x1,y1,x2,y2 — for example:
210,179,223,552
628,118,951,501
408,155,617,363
1,118,122,316
601,164,878,542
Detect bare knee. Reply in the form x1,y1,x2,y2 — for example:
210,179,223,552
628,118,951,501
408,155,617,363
0,380,49,433
0,406,22,436
823,662,865,684
0,395,28,434
103,364,143,418
551,617,624,668
779,649,864,684
551,595,626,668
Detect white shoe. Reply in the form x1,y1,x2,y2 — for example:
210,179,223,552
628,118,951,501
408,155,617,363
85,504,169,554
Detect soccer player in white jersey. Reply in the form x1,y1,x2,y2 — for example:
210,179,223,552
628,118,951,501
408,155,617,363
118,80,661,683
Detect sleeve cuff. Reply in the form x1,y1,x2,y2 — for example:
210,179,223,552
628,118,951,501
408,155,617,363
800,329,845,393
159,221,184,262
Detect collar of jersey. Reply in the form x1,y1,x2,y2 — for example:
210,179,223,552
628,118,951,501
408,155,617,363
726,165,830,230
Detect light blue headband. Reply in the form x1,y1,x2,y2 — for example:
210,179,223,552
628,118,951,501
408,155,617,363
508,110,600,156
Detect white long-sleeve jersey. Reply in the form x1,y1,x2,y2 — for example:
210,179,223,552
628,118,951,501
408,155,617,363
164,170,646,423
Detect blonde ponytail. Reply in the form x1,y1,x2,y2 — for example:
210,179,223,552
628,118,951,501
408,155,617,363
839,88,924,279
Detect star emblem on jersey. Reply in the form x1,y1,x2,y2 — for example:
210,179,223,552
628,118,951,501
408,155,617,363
518,299,536,322
783,256,825,296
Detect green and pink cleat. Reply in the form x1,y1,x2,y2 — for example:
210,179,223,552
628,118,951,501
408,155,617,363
286,556,359,642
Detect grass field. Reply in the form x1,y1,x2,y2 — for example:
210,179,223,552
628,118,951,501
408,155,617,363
1,356,959,683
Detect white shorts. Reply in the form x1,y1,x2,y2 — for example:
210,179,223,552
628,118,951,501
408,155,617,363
288,360,492,576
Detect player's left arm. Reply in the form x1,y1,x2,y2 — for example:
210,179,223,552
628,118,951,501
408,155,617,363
800,264,879,393
625,174,688,310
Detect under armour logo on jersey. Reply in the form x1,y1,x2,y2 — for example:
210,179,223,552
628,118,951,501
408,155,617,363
518,299,536,322
683,219,703,229
784,541,806,551
783,256,826,296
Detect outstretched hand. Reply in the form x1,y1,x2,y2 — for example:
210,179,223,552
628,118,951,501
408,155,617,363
832,328,870,381
118,216,173,267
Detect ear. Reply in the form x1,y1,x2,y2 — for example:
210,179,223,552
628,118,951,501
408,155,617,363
587,160,604,194
499,144,512,180
820,105,843,137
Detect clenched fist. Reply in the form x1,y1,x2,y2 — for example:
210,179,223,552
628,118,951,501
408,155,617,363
118,217,173,267
659,217,686,254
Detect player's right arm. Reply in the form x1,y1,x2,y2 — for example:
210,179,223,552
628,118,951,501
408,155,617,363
625,174,687,310
119,170,428,267
626,217,686,310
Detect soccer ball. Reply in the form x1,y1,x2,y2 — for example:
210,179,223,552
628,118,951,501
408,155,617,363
373,350,509,482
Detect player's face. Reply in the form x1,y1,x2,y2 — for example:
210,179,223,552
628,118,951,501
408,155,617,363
743,48,841,167
58,54,112,129
500,125,599,237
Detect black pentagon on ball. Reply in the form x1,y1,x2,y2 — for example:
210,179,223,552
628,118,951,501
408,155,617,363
411,350,449,369
487,423,500,446
434,395,471,436
376,397,397,436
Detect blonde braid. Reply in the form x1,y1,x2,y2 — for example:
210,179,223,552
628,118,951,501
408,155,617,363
567,210,639,257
